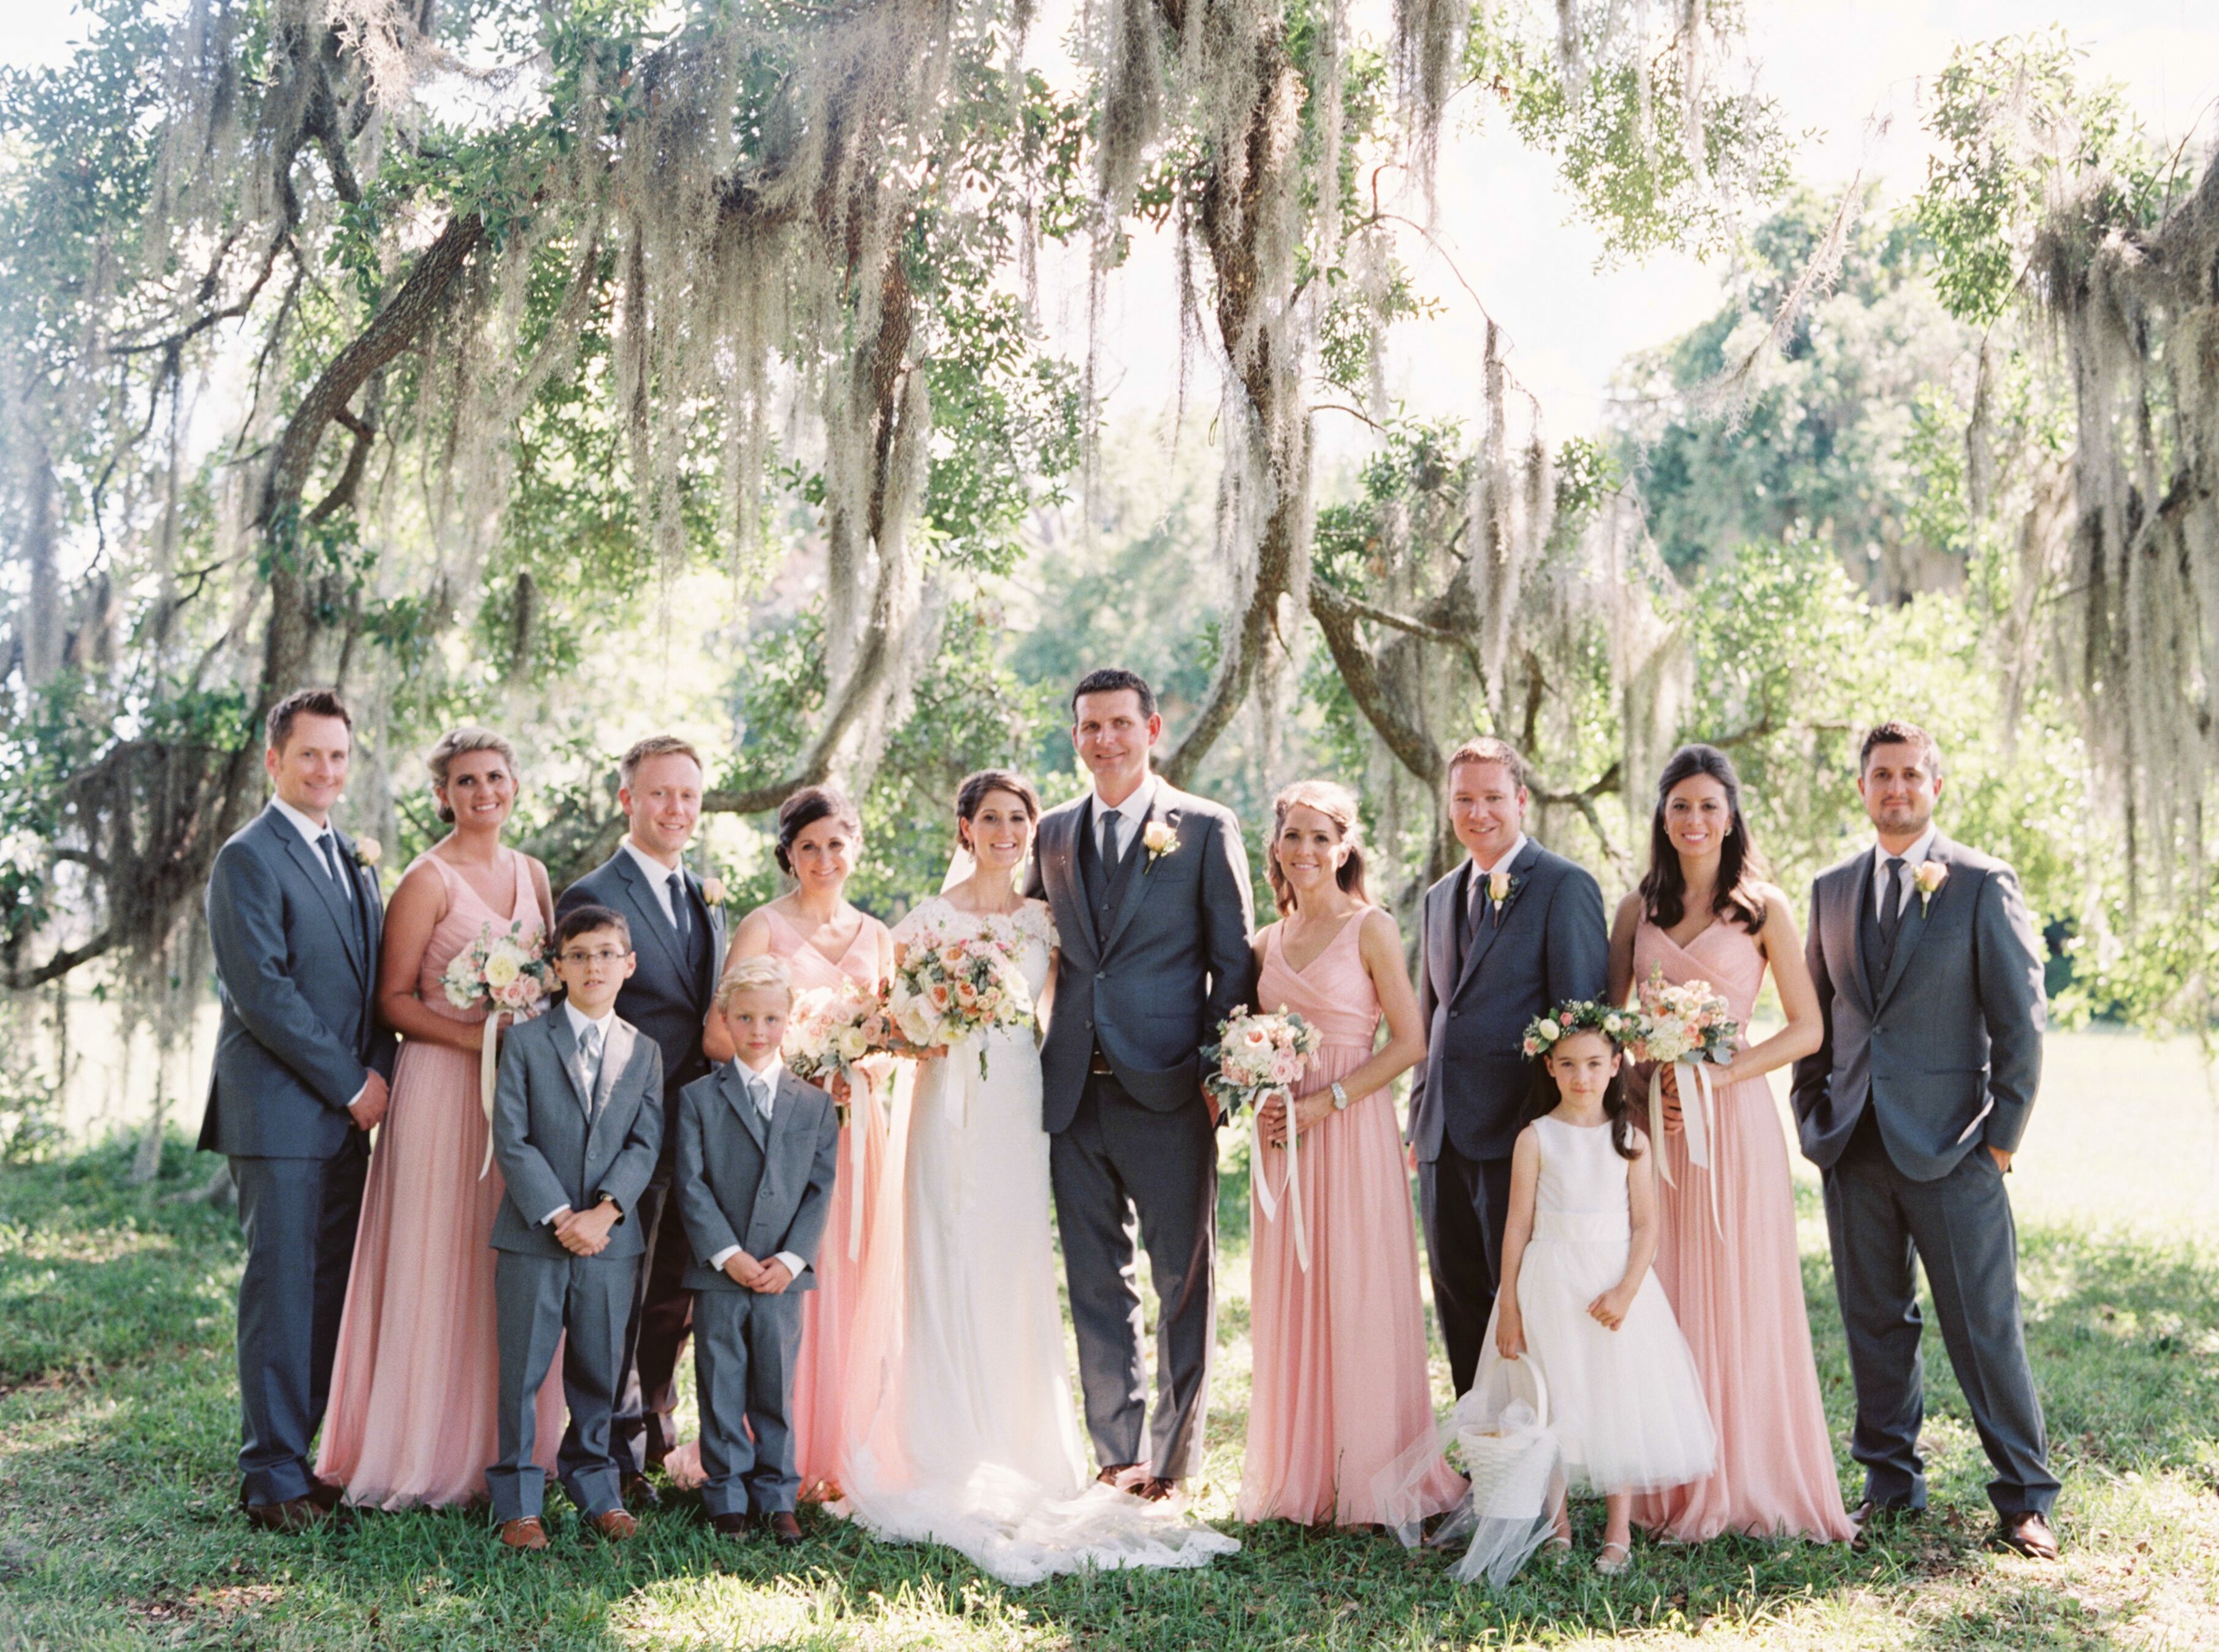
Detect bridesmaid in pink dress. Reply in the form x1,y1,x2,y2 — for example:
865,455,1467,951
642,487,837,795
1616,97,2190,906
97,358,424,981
318,728,563,1508
691,786,893,1501
1239,782,1465,1527
1608,743,1855,1542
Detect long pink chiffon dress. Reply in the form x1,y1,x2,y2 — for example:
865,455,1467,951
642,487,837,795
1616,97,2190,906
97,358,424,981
1630,918,1856,1542
316,851,562,1508
1237,914,1465,1526
763,906,892,1496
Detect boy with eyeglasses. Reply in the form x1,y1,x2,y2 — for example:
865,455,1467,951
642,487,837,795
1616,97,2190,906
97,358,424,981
484,905,665,1550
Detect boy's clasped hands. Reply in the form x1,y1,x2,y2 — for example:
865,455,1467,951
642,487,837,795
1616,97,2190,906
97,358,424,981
549,1198,622,1256
720,1249,795,1293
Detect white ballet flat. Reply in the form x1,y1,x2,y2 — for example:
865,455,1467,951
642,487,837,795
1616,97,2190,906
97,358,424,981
1595,1540,1631,1576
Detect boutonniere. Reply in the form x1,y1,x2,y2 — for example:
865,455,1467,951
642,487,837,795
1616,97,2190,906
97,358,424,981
1914,860,1946,915
700,874,727,908
1487,868,1518,924
1142,819,1180,868
353,838,382,870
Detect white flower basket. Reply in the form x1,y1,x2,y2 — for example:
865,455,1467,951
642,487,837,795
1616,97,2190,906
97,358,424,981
1454,1357,1555,1521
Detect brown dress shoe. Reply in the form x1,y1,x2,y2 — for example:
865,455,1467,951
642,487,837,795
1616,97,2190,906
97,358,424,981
1999,1511,2059,1560
1132,1476,1177,1504
305,1477,347,1513
244,1497,327,1533
1095,1463,1140,1489
762,1510,804,1547
589,1509,639,1541
709,1512,752,1537
621,1472,663,1510
498,1517,549,1551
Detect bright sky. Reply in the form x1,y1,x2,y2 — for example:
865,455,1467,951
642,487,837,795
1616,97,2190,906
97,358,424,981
8,1,2216,451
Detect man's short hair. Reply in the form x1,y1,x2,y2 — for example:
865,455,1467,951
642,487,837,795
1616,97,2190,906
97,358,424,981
1859,720,1943,776
266,688,352,755
1071,668,1157,722
715,953,794,1014
619,734,704,788
553,904,632,954
1445,736,1528,791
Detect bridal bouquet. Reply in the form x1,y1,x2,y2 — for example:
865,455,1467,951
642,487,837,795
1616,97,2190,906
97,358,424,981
885,920,1036,1074
1207,1006,1324,1272
441,920,556,1176
1630,965,1740,1234
784,979,892,1117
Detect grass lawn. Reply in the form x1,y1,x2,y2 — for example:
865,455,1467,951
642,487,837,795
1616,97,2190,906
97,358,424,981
3,1030,2216,1650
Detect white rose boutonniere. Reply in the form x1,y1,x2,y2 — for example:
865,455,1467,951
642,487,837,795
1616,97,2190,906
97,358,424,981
354,838,381,870
701,874,727,908
1142,820,1180,868
1486,868,1517,924
1914,859,1947,915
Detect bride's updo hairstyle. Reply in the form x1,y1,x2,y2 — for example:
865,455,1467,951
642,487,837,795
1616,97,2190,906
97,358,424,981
427,727,519,825
1264,780,1372,916
1638,743,1769,936
953,769,1042,855
775,786,863,876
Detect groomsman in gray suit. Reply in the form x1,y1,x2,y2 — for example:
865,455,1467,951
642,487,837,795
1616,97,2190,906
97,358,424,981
485,904,665,1550
1408,737,1609,1396
1792,720,2059,1559
673,955,840,1546
556,735,726,1491
201,688,397,1531
1028,668,1256,1501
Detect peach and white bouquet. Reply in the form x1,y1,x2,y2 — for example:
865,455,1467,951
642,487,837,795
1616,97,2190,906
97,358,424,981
886,918,1037,1074
442,920,556,1016
1630,965,1738,1068
1209,1006,1326,1271
783,979,892,1115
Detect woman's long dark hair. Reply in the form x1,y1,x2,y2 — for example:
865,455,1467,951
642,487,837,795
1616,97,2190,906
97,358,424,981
1519,1033,1639,1160
1638,743,1769,935
775,786,862,876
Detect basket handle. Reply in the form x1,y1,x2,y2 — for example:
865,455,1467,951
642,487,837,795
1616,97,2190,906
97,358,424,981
1508,1354,1549,1429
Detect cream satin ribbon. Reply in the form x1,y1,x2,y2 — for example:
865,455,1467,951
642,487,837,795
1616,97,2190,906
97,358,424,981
1648,1058,1724,1239
835,1061,869,1261
477,1009,511,1180
1250,1087,1312,1272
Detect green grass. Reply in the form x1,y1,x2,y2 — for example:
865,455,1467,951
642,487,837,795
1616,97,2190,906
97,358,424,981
4,1092,2217,1650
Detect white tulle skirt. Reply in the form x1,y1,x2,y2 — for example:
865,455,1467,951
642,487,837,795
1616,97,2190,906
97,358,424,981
1511,1212,1716,1496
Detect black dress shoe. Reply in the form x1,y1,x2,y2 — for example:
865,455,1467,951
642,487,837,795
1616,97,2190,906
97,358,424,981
305,1477,347,1513
761,1510,804,1547
1998,1511,2059,1560
709,1512,751,1537
621,1472,663,1510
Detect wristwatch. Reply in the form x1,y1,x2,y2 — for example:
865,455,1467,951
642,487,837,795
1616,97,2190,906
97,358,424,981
1330,1080,1350,1112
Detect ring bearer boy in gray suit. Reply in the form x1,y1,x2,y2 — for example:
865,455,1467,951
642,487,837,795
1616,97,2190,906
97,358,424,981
201,688,398,1531
674,955,840,1547
485,904,665,1551
1791,721,2058,1561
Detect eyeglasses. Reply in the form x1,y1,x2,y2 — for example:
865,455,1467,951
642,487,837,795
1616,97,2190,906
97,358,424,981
559,947,631,966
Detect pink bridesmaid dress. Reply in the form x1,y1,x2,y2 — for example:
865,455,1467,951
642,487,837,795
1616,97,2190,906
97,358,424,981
765,906,892,1497
1237,914,1465,1526
1630,919,1856,1542
316,851,562,1508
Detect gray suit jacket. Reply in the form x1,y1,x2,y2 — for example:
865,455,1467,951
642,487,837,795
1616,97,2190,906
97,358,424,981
488,1008,665,1258
557,851,727,1104
1026,782,1256,1130
673,1064,840,1293
200,805,399,1159
1407,840,1610,1164
1790,833,2046,1180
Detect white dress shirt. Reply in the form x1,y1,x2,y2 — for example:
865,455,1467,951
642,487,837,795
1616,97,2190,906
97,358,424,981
621,836,687,927
1872,824,1941,918
1090,774,1159,864
542,1001,619,1226
1465,832,1530,924
270,796,372,1115
708,1054,808,1284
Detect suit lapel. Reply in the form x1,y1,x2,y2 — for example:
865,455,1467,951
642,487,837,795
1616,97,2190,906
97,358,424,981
722,1063,771,1151
1099,791,1173,958
612,852,689,982
271,811,368,984
549,1009,595,1118
1428,874,1461,1004
1872,838,1947,1011
1053,806,1102,964
1844,854,1879,1014
1456,841,1540,996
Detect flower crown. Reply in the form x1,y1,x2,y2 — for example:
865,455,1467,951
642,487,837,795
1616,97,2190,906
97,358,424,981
1521,999,1642,1058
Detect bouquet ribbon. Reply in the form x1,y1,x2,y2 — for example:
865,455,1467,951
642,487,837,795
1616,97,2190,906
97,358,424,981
477,1010,510,1180
1648,1058,1724,1239
1250,1088,1312,1273
839,1062,868,1262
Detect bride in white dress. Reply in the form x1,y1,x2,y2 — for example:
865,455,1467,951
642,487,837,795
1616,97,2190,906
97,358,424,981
835,769,1238,1586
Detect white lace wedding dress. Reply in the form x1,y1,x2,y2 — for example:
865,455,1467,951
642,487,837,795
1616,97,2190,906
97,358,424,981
835,896,1239,1585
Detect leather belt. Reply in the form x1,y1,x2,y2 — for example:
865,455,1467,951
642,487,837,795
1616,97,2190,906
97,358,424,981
1088,1047,1116,1076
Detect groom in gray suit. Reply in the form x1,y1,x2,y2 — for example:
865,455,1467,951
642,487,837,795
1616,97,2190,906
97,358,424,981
201,688,397,1529
1408,737,1608,1396
1791,720,2058,1559
1027,669,1255,1499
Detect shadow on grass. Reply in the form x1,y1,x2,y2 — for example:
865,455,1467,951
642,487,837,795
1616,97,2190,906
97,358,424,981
3,1136,2215,1649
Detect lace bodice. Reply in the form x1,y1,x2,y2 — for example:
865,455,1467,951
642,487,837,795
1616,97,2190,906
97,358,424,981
892,897,1056,1007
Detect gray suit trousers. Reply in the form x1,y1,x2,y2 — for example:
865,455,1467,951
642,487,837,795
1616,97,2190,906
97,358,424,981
692,1288,805,1516
486,1249,638,1523
1822,1114,2058,1518
1050,1073,1216,1478
231,1140,367,1505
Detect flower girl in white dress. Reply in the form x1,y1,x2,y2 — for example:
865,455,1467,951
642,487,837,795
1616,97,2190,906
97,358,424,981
1486,1001,1716,1575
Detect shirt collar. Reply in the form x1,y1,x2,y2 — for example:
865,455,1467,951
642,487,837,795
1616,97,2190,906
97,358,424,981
564,1000,617,1043
1873,824,1939,876
622,836,683,885
1092,774,1158,827
270,795,335,850
736,1054,784,1096
1470,832,1529,879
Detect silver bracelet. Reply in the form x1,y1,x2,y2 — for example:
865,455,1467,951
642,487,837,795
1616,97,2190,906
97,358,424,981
1330,1080,1350,1111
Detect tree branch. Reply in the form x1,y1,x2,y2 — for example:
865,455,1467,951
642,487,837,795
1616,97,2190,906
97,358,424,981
6,930,116,991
